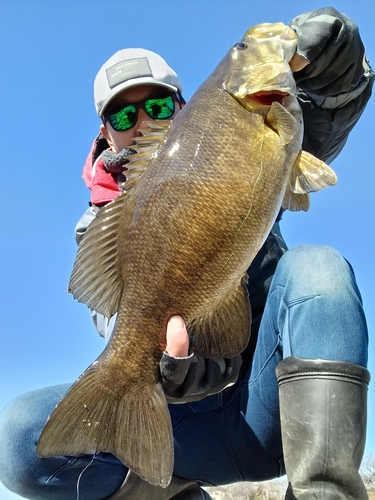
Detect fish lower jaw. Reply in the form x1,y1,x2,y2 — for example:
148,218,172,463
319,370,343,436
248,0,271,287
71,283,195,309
247,90,289,106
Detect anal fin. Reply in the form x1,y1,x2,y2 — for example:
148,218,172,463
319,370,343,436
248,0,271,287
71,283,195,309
188,277,251,358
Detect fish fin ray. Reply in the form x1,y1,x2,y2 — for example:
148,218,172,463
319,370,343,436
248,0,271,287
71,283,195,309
282,188,310,212
122,120,172,190
68,194,130,317
266,101,298,144
188,278,251,358
37,366,173,487
290,151,338,194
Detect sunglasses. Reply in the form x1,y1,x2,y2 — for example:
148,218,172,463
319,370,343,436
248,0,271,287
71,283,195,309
105,94,177,132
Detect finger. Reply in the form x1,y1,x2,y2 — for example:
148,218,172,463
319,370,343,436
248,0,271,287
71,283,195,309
166,315,189,357
289,53,309,72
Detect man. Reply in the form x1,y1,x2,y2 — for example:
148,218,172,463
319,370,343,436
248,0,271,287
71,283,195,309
0,7,373,500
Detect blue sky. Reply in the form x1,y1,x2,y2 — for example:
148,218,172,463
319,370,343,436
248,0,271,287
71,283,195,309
0,1,374,498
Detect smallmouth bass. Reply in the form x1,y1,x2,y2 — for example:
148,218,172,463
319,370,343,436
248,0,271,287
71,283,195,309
37,23,337,487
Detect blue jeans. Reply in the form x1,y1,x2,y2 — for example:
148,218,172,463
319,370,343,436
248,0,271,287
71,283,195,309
0,245,368,499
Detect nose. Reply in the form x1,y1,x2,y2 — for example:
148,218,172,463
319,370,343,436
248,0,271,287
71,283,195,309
132,108,151,137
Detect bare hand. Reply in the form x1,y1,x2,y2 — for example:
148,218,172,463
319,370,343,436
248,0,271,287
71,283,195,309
166,316,189,357
289,53,309,72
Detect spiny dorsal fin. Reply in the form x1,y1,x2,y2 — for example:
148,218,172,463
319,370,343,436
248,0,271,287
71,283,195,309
122,120,172,191
266,101,299,144
68,193,131,318
290,150,338,194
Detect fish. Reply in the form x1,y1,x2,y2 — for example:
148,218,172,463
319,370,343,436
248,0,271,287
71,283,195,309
37,22,337,487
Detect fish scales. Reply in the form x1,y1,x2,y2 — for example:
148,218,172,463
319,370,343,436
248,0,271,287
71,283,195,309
37,23,337,487
127,93,285,306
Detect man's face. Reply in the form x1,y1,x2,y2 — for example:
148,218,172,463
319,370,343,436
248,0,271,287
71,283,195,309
100,84,183,153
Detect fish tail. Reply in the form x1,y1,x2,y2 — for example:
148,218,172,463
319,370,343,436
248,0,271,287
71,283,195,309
37,364,174,487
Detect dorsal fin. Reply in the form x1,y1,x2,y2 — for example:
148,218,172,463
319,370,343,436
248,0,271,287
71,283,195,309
121,120,172,191
68,193,131,318
69,121,172,315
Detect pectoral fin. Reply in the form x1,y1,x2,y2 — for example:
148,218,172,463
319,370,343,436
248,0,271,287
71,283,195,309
266,101,299,144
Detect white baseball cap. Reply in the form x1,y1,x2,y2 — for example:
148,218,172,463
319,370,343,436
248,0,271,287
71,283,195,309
94,48,182,117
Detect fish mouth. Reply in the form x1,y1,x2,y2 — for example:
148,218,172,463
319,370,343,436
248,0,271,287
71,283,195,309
247,90,289,106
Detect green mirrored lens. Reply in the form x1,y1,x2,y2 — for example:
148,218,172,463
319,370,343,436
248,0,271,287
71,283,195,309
107,95,175,131
145,96,174,119
109,105,137,131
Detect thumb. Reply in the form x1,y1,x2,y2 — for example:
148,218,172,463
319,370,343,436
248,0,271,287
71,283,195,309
166,316,189,357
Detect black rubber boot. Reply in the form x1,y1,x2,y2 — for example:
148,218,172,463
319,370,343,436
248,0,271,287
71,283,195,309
107,471,212,499
276,356,370,500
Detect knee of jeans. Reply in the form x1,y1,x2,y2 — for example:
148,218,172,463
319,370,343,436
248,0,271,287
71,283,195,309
0,393,46,495
0,400,23,489
278,245,356,297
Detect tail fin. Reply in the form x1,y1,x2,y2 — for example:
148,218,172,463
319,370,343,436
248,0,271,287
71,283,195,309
37,365,174,487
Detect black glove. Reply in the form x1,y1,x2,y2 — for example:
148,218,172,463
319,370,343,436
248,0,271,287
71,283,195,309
290,7,370,98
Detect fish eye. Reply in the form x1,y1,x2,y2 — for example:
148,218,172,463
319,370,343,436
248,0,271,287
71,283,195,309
234,42,247,50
